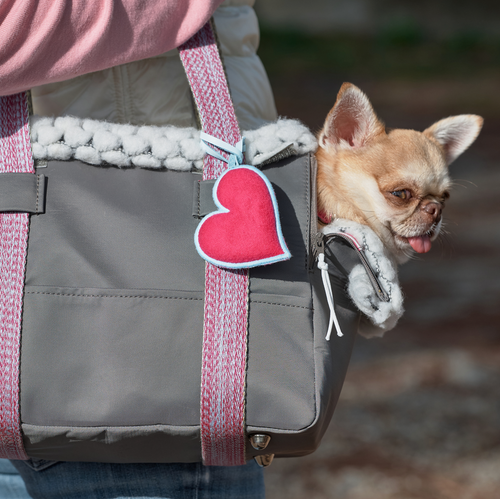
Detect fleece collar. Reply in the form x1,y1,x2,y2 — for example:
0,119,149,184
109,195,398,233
29,116,318,170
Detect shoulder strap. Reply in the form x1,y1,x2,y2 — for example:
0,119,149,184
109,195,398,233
0,93,33,460
179,22,249,466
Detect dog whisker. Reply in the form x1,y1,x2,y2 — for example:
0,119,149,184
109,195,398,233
450,179,478,189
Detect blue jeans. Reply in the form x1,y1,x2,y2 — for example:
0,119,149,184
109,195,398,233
0,460,31,498
10,459,265,499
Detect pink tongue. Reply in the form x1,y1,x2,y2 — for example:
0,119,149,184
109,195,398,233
408,235,432,253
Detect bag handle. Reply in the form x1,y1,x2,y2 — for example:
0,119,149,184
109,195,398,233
0,22,250,466
179,22,250,466
179,20,242,180
0,92,34,460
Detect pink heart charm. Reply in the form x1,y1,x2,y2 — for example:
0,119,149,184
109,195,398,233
195,166,291,268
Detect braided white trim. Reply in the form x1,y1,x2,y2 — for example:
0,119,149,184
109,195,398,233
30,117,317,170
322,219,404,338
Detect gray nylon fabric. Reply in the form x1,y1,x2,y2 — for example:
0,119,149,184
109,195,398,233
0,173,45,213
21,424,203,463
19,153,360,462
192,179,216,218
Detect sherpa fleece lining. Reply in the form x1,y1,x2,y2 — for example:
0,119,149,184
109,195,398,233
322,219,404,338
30,117,317,170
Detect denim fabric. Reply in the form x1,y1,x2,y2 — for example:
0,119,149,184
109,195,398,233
0,459,32,498
10,460,265,499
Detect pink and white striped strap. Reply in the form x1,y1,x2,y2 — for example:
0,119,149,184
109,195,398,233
179,22,249,466
0,92,33,460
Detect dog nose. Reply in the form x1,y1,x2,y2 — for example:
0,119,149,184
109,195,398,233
421,201,442,219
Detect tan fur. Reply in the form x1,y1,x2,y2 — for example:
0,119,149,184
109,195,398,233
317,83,483,263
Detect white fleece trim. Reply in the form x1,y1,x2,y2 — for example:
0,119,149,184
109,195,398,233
322,219,404,338
30,117,317,170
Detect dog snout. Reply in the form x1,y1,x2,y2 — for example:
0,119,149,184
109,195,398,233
420,200,442,220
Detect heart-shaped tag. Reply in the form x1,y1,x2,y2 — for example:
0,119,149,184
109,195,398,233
195,166,291,268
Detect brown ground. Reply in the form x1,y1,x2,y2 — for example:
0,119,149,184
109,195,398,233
262,73,500,498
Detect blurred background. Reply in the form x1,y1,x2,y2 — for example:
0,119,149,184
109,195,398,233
254,1,500,497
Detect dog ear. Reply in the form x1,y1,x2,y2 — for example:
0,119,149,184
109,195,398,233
318,83,385,150
424,115,483,165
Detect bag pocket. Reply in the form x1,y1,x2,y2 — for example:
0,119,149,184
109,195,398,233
246,292,315,431
20,286,205,428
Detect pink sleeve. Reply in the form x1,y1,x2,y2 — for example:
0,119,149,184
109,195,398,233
0,0,224,96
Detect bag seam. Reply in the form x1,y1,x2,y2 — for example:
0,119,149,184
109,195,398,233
24,291,203,300
250,300,311,310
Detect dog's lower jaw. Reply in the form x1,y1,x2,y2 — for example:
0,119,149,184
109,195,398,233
388,219,442,263
369,225,409,265
391,233,421,263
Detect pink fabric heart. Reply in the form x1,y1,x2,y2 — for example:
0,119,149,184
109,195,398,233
195,166,291,268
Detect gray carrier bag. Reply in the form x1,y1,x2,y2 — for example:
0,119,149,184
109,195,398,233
0,23,377,466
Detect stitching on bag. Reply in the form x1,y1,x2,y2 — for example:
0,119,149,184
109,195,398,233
311,300,317,423
36,174,41,213
305,154,311,270
197,180,201,218
24,291,203,300
251,300,312,310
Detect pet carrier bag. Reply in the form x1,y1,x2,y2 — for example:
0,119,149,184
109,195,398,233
0,22,387,467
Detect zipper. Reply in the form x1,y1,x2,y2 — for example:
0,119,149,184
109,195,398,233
308,154,321,271
308,152,390,340
310,231,325,270
324,233,390,303
312,229,392,340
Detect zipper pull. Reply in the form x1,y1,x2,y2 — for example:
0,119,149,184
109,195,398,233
310,232,325,270
317,249,344,341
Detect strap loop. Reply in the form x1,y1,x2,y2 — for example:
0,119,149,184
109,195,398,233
0,173,46,214
200,132,245,168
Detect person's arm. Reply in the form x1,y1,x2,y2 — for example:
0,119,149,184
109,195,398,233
0,0,224,95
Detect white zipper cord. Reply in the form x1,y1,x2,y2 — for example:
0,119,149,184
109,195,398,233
317,253,343,340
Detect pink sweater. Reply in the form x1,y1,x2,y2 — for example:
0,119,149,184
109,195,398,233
0,0,224,96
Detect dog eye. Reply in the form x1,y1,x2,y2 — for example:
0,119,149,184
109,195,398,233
391,189,411,200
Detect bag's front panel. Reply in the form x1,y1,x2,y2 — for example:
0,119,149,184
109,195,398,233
24,161,206,290
21,161,206,459
246,296,315,430
18,153,357,462
247,155,316,432
21,286,203,427
244,250,359,460
246,155,359,460
249,155,311,292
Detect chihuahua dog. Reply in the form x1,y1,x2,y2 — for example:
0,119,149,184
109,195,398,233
316,83,483,264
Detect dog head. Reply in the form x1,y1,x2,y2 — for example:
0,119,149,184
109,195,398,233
316,83,483,263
